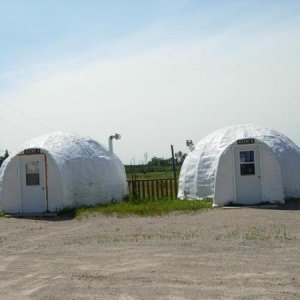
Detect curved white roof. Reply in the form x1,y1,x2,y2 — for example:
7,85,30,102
19,131,114,162
178,124,300,200
0,132,128,213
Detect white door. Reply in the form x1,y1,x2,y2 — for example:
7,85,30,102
19,155,46,213
234,145,262,204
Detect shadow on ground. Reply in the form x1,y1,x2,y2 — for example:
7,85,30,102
276,198,300,210
225,198,300,211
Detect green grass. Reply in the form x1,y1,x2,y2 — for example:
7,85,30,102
127,171,179,180
0,210,5,217
60,199,212,218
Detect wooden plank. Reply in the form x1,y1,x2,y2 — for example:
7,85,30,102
127,178,179,200
145,180,148,199
128,181,131,197
156,180,159,199
148,181,150,199
151,180,155,200
165,179,169,198
173,179,177,198
136,180,140,198
142,180,146,199
170,179,174,198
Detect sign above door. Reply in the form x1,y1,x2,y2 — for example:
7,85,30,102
24,148,41,155
237,138,255,145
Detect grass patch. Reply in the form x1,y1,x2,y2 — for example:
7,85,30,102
60,199,212,218
215,224,293,241
127,171,178,180
0,210,5,217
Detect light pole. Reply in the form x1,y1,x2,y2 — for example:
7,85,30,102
186,139,195,151
108,133,121,153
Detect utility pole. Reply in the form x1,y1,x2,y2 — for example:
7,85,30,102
171,145,176,179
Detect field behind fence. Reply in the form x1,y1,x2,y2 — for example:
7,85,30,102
128,178,178,200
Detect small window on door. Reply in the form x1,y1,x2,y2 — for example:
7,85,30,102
240,163,255,175
240,151,255,176
25,161,40,185
240,151,254,163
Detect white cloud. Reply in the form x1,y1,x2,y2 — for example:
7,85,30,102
1,7,300,162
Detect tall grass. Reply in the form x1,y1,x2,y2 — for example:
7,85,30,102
61,198,212,218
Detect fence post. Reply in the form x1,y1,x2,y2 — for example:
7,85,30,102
171,145,177,180
131,174,136,200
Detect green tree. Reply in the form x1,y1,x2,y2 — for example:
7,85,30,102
0,150,9,167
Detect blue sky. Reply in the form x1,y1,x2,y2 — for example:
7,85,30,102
1,0,300,162
1,0,210,70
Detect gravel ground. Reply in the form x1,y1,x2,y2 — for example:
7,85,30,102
0,207,299,299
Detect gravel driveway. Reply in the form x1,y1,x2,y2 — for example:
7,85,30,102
0,207,299,299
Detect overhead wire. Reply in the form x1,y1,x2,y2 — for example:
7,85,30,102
0,116,37,137
0,100,56,132
0,99,57,154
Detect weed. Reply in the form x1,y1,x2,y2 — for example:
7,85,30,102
215,224,292,241
59,199,212,218
215,226,240,240
274,224,291,240
243,226,271,241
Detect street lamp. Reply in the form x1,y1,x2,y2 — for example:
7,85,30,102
186,139,195,151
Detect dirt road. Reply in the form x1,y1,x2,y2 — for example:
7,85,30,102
0,207,299,299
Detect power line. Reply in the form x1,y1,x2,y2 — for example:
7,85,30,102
0,116,36,137
0,100,56,131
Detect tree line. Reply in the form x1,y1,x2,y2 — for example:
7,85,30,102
148,151,186,166
0,150,9,167
125,151,187,173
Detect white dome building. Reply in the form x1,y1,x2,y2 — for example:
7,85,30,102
178,125,300,206
0,132,128,214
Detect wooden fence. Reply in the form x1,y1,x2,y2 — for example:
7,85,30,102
127,178,178,200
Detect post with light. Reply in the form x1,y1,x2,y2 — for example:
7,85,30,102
186,139,195,152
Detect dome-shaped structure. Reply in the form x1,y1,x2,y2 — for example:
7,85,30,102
178,124,300,206
0,132,128,214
